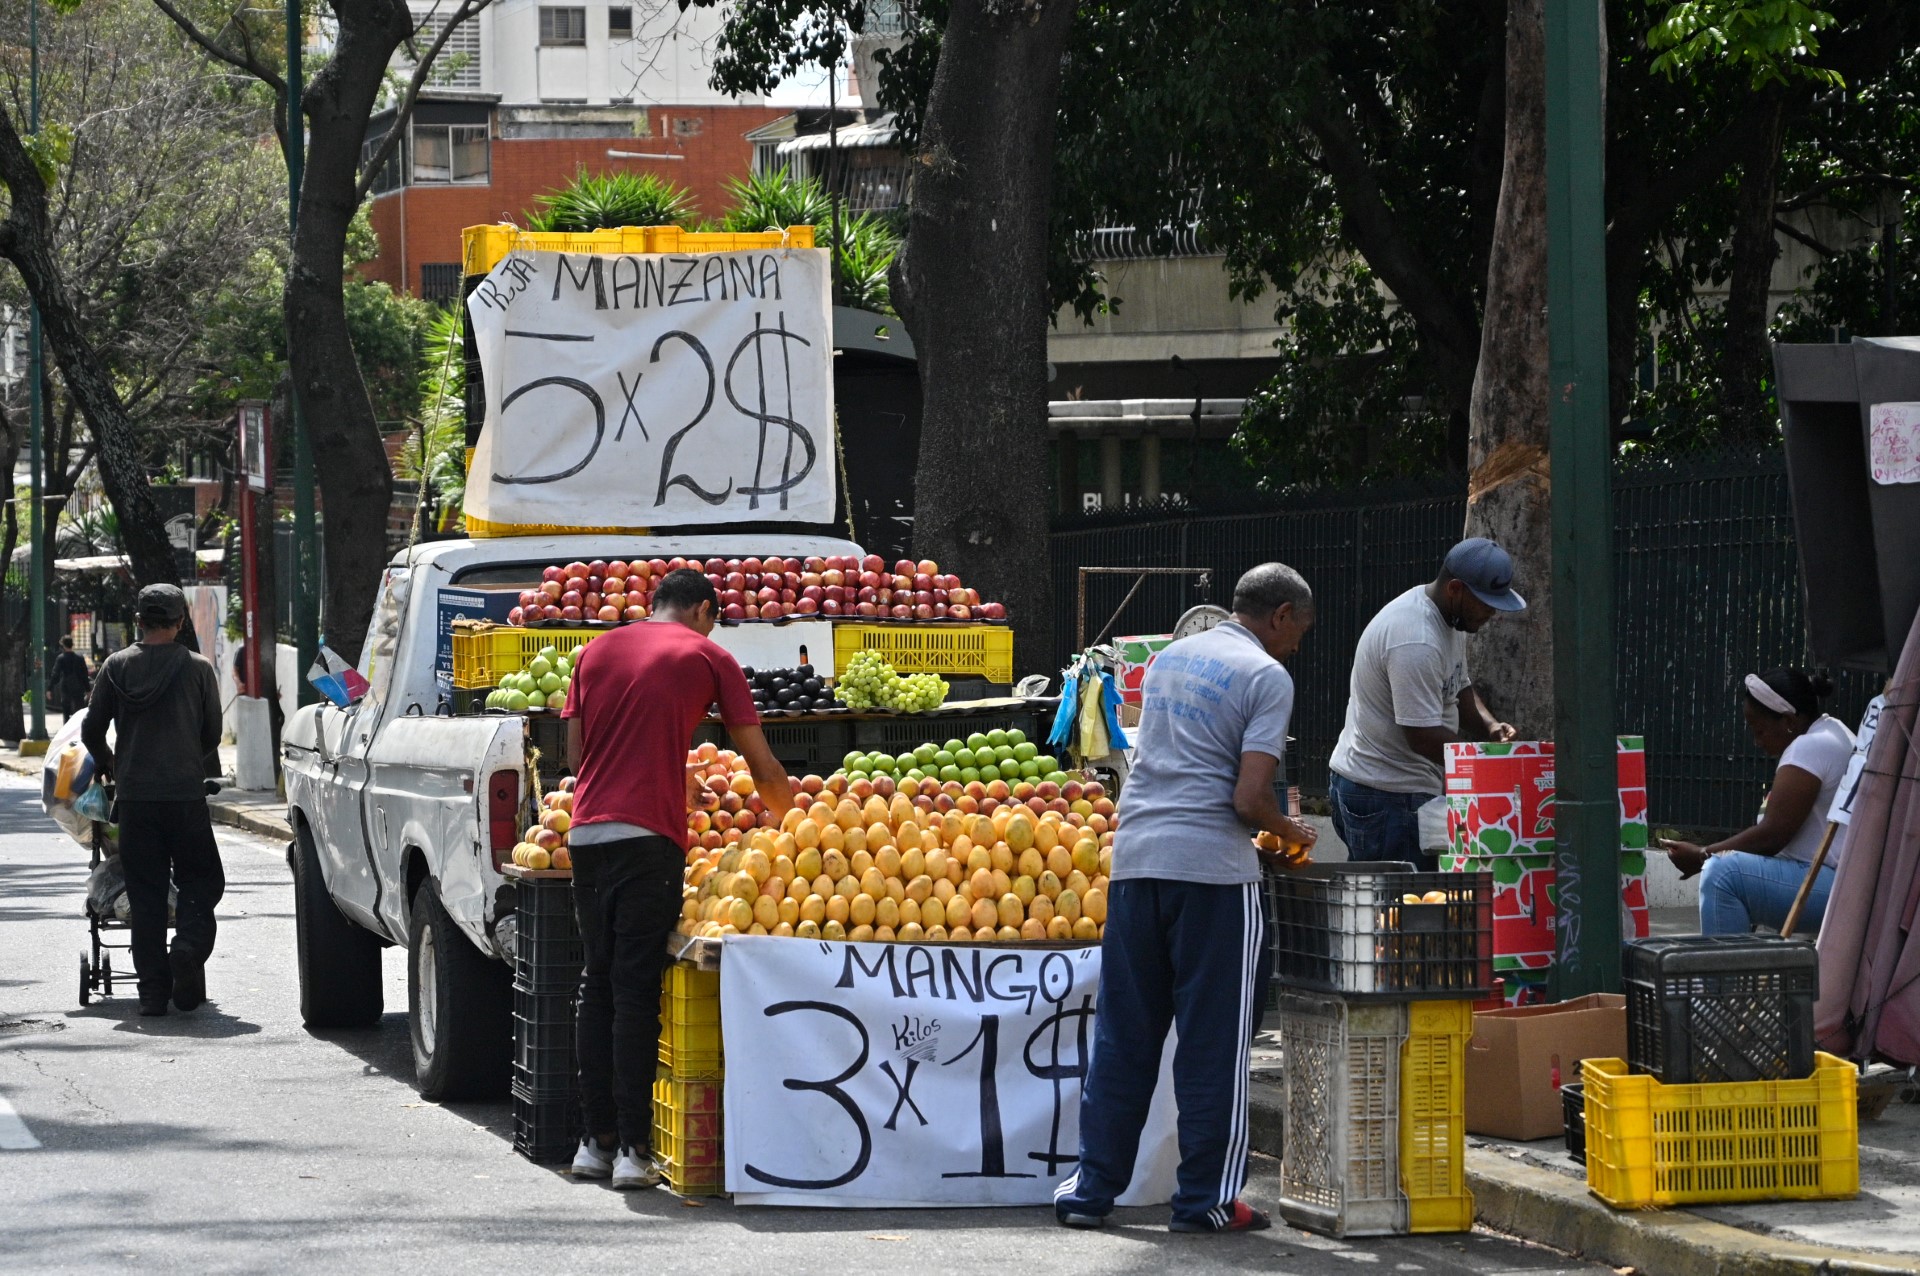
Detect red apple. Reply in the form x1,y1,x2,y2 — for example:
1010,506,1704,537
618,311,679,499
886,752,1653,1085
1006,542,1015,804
596,605,619,622
915,603,934,619
982,602,1007,620
565,575,588,595
647,559,668,576
894,559,915,576
800,572,822,589
804,556,827,572
761,601,784,620
744,603,760,619
862,554,885,573
625,605,646,620
893,574,913,592
685,559,705,574
561,605,582,621
721,589,744,608
948,587,968,605
796,597,819,614
802,585,824,602
780,588,797,604
565,561,588,578
508,607,525,625
914,573,934,591
822,568,844,587
891,604,912,619
949,604,971,620
587,559,607,577
913,590,933,606
543,604,562,620
667,556,688,571
966,588,981,606
857,601,879,617
560,590,583,609
723,602,745,620
917,559,938,576
606,560,629,579
756,586,777,604
743,557,763,575
822,599,842,615
605,592,627,610
543,566,564,583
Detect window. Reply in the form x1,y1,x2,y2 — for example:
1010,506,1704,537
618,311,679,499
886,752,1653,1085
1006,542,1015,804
412,122,490,183
410,10,482,89
608,5,632,38
421,263,464,302
540,6,586,45
362,128,405,195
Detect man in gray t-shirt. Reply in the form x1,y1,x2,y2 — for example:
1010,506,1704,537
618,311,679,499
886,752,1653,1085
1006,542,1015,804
1058,563,1319,1236
1328,537,1525,869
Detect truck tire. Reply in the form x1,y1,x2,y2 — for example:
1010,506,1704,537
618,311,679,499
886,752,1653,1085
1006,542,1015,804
292,824,385,1030
407,880,512,1102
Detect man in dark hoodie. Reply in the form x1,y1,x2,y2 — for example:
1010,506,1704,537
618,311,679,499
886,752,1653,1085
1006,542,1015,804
83,583,224,1015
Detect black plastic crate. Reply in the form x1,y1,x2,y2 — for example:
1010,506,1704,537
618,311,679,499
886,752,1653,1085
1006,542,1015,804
515,1010,574,1085
1623,935,1818,1084
514,877,584,992
1562,1082,1586,1163
512,1080,578,1163
1268,863,1494,1000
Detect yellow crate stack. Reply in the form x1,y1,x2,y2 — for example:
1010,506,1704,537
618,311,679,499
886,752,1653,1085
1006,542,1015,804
1399,999,1474,1232
450,623,600,689
832,623,1016,683
463,223,817,278
1581,1053,1858,1209
656,961,724,1196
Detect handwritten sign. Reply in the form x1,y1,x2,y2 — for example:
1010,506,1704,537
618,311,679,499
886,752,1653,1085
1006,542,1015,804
464,248,836,532
1831,695,1886,827
1868,403,1920,485
720,936,1179,1208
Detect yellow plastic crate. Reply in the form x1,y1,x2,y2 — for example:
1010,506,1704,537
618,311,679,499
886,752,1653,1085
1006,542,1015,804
832,623,1016,683
450,623,600,690
463,223,816,277
1582,1053,1858,1209
652,1068,724,1196
1399,1000,1474,1232
658,961,723,1078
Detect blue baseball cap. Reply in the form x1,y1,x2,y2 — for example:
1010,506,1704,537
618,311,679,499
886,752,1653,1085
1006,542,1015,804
1442,538,1526,612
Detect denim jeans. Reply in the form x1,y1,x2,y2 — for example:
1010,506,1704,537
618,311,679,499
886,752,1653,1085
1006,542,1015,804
1699,851,1834,936
1328,773,1435,871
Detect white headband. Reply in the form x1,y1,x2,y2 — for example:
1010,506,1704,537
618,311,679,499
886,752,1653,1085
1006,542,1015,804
1744,674,1797,716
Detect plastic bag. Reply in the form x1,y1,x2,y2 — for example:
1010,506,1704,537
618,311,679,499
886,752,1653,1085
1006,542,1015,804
74,784,113,823
86,856,126,921
41,710,98,846
1417,795,1451,851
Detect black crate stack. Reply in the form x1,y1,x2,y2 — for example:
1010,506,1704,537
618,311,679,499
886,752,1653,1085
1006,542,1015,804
512,876,584,1163
1622,935,1818,1083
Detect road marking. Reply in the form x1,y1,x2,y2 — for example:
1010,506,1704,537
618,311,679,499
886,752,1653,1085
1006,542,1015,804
0,1096,41,1150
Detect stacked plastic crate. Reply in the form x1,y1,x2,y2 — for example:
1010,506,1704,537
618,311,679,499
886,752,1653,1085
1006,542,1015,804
1579,935,1858,1209
511,876,584,1163
1267,863,1491,1236
654,961,724,1196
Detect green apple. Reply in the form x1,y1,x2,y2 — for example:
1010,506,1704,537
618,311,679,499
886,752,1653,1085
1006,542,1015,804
986,729,1009,748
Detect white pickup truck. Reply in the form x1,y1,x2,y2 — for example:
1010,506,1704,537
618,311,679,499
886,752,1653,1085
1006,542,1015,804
283,532,861,1101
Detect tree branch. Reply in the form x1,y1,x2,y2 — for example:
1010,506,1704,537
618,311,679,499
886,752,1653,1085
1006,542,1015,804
148,0,286,95
1772,217,1835,258
354,0,498,202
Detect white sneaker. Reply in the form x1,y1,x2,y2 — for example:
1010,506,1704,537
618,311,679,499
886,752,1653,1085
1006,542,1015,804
611,1146,662,1191
571,1138,614,1179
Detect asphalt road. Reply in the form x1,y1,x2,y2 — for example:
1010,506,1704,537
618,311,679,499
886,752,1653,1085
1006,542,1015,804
0,771,1611,1274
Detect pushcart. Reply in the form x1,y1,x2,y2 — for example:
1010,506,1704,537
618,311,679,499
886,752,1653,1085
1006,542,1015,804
79,798,130,1007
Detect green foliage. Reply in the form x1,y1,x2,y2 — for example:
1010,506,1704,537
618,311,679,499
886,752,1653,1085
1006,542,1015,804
1648,0,1842,89
705,0,868,97
718,166,835,231
20,122,73,186
832,212,897,312
399,306,468,532
525,171,698,231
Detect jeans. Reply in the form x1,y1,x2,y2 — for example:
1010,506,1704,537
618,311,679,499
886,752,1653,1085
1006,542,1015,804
1056,878,1270,1228
1328,773,1435,871
1699,851,1834,936
117,800,225,1004
571,835,684,1150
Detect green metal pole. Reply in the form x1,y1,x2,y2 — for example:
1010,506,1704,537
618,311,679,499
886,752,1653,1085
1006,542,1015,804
25,0,47,745
286,0,318,704
1545,0,1620,997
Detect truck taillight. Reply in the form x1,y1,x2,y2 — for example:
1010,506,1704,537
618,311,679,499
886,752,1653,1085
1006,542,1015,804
488,769,520,870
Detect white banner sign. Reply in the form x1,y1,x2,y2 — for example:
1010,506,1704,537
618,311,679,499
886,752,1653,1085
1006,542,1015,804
720,936,1179,1208
1831,694,1886,827
464,247,836,531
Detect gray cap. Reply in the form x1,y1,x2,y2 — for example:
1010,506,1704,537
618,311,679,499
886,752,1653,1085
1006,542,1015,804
1442,538,1526,612
137,582,188,624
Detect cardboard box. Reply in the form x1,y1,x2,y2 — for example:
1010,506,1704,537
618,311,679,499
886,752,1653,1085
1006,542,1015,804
1110,633,1174,705
1443,851,1652,965
1445,737,1650,856
1466,992,1626,1140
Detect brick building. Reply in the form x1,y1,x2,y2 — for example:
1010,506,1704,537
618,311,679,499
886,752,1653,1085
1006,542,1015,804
360,3,786,299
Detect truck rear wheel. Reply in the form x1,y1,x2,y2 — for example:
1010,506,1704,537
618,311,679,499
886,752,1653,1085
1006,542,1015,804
407,881,512,1102
292,824,385,1030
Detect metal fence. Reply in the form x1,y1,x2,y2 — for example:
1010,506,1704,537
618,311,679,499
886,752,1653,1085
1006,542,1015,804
1050,450,1880,835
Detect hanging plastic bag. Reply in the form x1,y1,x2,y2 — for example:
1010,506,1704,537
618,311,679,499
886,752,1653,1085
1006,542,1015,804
41,709,99,846
74,783,113,824
86,856,127,921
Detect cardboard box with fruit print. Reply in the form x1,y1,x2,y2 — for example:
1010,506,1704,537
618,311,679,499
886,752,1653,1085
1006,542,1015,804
1110,634,1175,705
1443,736,1649,857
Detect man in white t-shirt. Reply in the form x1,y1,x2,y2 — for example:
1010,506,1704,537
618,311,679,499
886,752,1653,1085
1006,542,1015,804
1661,669,1854,934
1327,538,1526,869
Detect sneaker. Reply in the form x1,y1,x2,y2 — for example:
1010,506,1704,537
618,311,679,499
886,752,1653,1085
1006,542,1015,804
1056,1207,1108,1229
570,1138,614,1179
170,946,205,1012
138,999,169,1017
610,1146,662,1191
1169,1201,1272,1234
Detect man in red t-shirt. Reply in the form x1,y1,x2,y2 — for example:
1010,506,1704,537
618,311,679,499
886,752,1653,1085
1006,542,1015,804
560,568,792,1188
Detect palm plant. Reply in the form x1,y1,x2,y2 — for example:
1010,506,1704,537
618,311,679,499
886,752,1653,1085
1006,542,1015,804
719,167,835,233
525,171,698,232
832,213,899,313
399,306,469,533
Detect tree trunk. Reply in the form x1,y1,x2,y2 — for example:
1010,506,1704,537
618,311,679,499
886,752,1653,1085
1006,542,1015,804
892,0,1076,677
1718,94,1786,445
285,0,412,665
1464,0,1554,738
0,401,23,744
0,105,176,590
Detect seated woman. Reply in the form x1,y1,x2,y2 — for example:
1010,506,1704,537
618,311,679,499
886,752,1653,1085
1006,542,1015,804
1661,669,1854,935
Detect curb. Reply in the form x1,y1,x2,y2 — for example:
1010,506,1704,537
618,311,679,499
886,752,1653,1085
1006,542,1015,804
4,750,292,843
1245,1079,1918,1275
